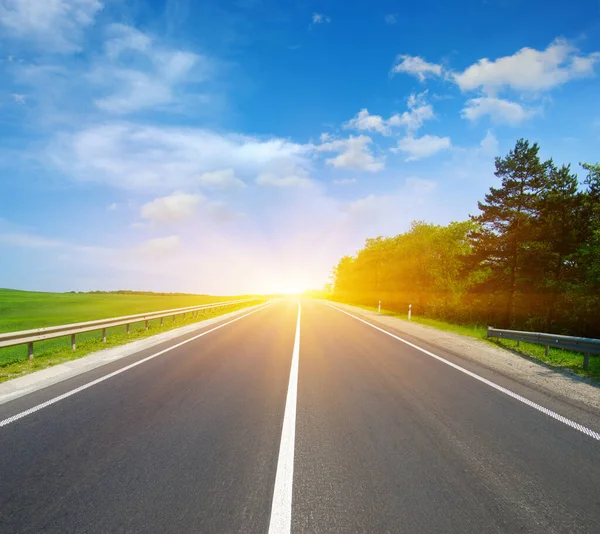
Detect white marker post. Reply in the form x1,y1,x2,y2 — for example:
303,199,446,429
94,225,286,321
378,301,381,314
408,304,412,321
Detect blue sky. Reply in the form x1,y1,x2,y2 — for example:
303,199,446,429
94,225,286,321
1,0,599,294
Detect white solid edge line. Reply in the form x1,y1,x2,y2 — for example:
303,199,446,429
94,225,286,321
268,300,301,534
0,302,274,428
325,303,600,443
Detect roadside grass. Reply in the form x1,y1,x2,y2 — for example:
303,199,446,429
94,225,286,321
0,290,262,383
333,300,600,380
0,288,242,333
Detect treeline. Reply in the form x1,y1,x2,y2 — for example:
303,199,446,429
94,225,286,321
331,139,600,337
70,290,212,296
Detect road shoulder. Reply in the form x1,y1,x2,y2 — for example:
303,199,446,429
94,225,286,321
0,302,269,406
327,301,600,414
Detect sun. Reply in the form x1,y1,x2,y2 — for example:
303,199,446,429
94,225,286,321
280,287,305,295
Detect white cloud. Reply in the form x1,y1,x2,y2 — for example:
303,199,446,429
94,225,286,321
319,132,331,143
384,14,397,25
312,13,331,24
454,38,600,94
140,191,203,222
49,122,311,190
256,173,313,188
344,92,434,137
387,91,435,133
461,97,537,125
0,0,103,52
93,70,173,114
393,134,452,161
104,23,151,59
91,24,207,114
391,55,443,82
107,202,117,211
333,178,357,185
316,135,384,172
344,109,389,135
199,169,245,189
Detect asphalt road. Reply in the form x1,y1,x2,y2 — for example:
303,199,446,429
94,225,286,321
1,299,599,533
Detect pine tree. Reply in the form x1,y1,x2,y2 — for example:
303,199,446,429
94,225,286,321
535,162,581,329
577,164,600,290
471,139,548,327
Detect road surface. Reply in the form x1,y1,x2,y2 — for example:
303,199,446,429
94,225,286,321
1,299,599,533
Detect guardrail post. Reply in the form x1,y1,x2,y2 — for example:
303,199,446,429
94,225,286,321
517,339,520,347
545,345,549,357
584,353,590,370
378,301,381,314
408,304,412,321
0,299,252,360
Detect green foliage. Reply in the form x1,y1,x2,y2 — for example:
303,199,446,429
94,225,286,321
470,139,548,327
333,220,483,323
331,139,600,339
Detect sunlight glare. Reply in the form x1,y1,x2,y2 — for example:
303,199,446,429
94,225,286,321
281,287,305,295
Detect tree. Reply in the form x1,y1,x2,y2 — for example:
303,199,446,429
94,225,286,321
330,220,483,320
577,164,600,287
329,152,600,337
534,162,581,329
331,256,357,302
471,139,548,327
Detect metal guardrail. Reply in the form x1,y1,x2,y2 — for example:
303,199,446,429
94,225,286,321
0,298,262,359
487,327,600,369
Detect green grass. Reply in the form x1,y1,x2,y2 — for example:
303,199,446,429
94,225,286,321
334,300,600,380
0,288,243,332
0,289,262,383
